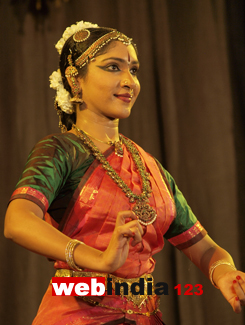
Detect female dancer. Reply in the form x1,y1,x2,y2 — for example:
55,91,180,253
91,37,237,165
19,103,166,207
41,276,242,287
4,21,245,325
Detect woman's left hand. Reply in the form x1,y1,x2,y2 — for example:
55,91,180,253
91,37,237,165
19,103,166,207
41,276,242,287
182,235,245,314
217,271,245,313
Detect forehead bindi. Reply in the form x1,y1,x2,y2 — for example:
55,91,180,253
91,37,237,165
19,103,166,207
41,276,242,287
125,44,138,63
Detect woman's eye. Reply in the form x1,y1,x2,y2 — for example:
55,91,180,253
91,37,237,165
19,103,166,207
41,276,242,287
107,64,120,71
130,67,139,76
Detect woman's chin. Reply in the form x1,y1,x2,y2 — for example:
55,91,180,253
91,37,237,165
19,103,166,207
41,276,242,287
117,107,132,119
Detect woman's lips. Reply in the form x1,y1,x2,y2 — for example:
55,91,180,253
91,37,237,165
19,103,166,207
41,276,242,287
114,94,132,103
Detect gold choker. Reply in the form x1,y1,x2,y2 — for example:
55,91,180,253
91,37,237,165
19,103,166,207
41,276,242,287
81,129,123,157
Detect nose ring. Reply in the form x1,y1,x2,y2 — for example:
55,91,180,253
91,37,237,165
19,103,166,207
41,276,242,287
123,80,134,96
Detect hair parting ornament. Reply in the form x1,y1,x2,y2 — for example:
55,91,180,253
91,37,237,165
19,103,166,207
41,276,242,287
74,29,132,68
49,20,134,124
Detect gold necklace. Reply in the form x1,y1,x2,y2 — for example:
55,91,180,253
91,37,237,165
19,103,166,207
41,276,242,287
73,124,157,226
82,129,123,157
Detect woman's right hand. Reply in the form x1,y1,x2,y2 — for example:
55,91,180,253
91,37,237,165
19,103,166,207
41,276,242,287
100,210,143,273
5,200,143,273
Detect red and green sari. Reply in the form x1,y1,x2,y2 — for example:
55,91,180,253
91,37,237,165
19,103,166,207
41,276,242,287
10,133,206,325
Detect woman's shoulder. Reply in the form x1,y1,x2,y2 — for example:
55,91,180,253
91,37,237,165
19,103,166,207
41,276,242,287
28,132,92,169
34,132,86,153
39,132,79,145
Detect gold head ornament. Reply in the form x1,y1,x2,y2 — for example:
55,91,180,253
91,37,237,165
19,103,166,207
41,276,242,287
73,29,133,68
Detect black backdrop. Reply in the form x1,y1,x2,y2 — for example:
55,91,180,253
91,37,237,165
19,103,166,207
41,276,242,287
1,1,244,324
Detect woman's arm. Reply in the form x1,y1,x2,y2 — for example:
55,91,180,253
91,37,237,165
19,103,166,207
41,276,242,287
182,235,245,313
4,198,143,273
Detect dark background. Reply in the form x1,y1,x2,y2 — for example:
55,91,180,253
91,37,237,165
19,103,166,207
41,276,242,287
1,0,244,324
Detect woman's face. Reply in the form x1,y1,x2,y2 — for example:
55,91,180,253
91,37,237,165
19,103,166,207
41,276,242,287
77,41,140,121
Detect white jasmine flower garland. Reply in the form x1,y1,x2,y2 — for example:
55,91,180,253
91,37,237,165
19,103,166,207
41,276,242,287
50,20,98,114
49,69,73,114
55,20,98,55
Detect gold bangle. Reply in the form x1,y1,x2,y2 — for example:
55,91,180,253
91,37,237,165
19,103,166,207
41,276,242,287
65,239,84,272
209,260,237,289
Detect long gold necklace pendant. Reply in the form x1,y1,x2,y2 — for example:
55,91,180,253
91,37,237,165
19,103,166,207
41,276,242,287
132,201,157,226
114,141,124,157
109,140,123,157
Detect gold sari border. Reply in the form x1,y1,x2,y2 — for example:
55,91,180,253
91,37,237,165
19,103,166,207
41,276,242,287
10,186,49,213
168,221,207,250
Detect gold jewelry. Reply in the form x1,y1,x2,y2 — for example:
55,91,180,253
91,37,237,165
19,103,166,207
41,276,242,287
75,30,132,68
54,101,67,133
80,296,158,316
82,129,123,157
65,54,83,104
73,29,90,42
209,260,237,288
72,124,157,226
124,80,129,85
65,239,84,271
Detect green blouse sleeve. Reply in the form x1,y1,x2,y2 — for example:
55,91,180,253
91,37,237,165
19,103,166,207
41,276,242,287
163,169,198,236
10,133,92,215
157,163,207,249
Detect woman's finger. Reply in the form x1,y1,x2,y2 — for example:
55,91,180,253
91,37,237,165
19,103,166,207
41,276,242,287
121,219,144,238
120,225,138,238
233,276,245,307
232,297,242,314
115,211,143,236
121,224,143,246
115,210,138,227
123,227,136,238
130,227,142,246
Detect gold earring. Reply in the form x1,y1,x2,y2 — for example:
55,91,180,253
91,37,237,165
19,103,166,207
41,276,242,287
54,101,68,133
65,54,83,104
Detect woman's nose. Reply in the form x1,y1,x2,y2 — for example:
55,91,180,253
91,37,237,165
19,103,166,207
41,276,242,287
120,72,137,89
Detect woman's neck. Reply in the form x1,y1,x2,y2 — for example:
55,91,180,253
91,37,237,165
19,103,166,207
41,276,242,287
74,110,120,143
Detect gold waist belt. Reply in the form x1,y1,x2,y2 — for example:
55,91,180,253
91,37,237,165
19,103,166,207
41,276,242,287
53,269,159,316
